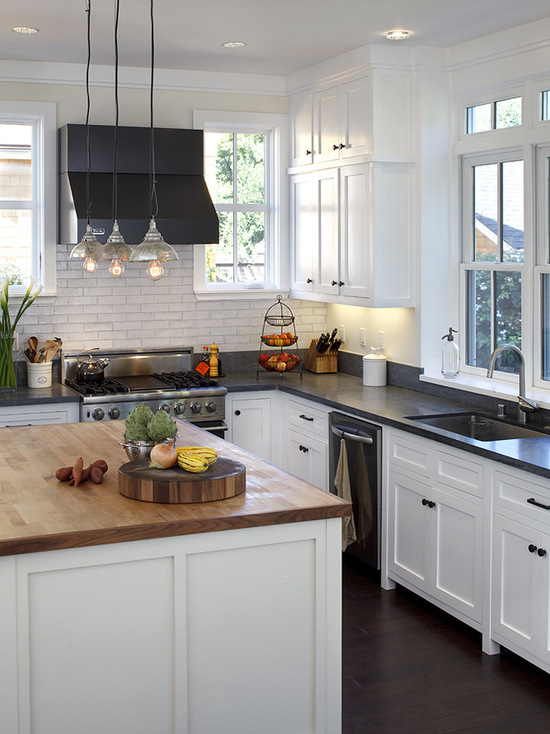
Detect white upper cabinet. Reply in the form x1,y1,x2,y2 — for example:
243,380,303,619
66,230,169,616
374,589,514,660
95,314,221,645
289,67,415,307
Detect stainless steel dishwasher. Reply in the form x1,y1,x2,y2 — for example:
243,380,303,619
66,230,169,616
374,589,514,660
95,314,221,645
329,412,381,570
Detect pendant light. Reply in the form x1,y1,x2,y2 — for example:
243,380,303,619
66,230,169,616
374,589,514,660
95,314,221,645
101,0,132,277
69,0,103,271
129,0,178,280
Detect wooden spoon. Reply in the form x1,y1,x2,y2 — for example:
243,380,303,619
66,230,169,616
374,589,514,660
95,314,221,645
28,337,39,363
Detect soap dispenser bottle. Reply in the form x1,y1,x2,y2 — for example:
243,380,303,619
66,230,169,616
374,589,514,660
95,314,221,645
441,328,459,378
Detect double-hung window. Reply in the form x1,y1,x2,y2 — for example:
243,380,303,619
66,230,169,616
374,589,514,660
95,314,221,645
0,101,56,295
461,152,524,374
193,110,287,298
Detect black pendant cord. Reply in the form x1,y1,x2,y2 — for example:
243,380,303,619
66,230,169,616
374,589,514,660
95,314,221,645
85,0,93,225
149,0,159,220
111,0,120,224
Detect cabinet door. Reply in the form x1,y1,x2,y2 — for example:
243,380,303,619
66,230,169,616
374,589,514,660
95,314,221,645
339,163,371,300
340,77,370,159
290,93,314,166
314,168,340,295
313,86,341,164
431,486,483,623
290,173,315,292
0,402,79,426
492,513,541,657
286,429,328,491
387,470,431,592
229,396,272,463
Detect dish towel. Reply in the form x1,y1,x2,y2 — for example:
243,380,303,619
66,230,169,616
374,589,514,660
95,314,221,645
354,444,373,541
334,438,357,550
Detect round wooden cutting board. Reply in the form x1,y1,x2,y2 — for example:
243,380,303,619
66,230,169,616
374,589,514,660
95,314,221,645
118,458,246,504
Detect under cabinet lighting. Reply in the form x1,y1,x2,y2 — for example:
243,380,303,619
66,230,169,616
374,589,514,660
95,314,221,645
12,26,39,34
223,41,246,48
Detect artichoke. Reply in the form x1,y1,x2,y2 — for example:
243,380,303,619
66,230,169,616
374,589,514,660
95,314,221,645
147,410,178,442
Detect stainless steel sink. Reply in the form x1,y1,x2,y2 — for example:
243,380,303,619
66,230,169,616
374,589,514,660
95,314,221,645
405,412,550,442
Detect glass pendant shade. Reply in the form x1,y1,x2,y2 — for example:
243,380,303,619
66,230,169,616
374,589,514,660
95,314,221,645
129,218,179,263
70,224,103,272
102,221,132,277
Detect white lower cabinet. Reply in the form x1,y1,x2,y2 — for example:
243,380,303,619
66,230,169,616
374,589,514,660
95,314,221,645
2,520,342,734
283,397,329,490
386,430,484,629
0,402,79,426
226,391,277,464
286,429,328,491
388,468,483,626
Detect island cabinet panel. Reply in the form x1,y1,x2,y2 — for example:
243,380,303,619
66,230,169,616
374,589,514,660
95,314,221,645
6,519,342,734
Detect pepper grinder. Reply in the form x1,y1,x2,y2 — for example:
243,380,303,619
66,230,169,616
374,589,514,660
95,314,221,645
209,343,219,378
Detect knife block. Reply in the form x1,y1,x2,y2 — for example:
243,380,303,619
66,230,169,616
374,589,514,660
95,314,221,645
304,339,338,373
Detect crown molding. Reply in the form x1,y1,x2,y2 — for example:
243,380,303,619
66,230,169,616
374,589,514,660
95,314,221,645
0,59,287,97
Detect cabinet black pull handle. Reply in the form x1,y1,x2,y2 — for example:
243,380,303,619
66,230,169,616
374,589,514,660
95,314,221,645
234,410,241,416
422,498,435,508
306,278,313,283
538,548,547,557
299,444,309,453
528,544,537,553
306,149,312,155
527,497,550,510
299,414,314,421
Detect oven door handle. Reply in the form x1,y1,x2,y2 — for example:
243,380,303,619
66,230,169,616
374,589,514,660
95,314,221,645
331,426,373,445
200,420,228,433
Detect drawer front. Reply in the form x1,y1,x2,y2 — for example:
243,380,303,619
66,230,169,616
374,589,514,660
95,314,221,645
434,448,484,498
493,467,550,523
286,398,328,440
388,431,431,478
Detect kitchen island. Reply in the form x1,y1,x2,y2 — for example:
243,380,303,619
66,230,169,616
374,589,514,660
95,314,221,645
0,420,349,734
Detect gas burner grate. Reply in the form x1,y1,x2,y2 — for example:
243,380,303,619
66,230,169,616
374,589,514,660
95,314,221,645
154,371,220,390
65,378,129,397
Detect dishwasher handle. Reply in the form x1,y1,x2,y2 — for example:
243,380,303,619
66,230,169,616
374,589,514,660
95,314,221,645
331,425,374,445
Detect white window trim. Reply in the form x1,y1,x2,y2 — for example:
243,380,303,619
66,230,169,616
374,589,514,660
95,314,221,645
0,100,56,297
192,110,289,301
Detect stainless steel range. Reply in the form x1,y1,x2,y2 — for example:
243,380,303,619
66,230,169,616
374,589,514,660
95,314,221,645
62,347,227,436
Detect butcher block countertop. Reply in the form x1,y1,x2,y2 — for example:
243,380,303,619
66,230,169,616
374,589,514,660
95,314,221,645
0,419,350,557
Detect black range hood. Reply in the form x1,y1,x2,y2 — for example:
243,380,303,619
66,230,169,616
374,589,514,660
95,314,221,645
58,124,219,246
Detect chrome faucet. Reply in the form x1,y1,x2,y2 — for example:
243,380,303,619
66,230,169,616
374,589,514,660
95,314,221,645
486,344,537,424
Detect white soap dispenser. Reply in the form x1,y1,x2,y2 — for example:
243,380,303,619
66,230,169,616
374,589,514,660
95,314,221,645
441,327,459,378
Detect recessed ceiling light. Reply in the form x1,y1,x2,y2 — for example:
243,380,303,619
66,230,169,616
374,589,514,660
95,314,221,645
223,41,246,49
12,26,39,34
385,30,410,41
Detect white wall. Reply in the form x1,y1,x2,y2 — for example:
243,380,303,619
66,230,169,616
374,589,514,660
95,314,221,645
0,73,327,355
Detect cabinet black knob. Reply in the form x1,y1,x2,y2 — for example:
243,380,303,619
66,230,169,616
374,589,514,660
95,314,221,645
428,501,436,508
306,149,312,156
538,548,547,557
234,410,241,416
339,281,344,286
331,280,338,286
339,143,346,149
422,498,428,506
306,278,313,283
333,144,339,150
528,544,537,553
299,444,309,453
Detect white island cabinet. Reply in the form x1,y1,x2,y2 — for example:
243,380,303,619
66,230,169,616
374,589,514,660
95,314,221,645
0,420,348,734
0,401,79,426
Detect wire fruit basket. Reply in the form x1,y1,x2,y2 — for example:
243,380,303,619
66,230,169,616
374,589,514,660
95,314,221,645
257,296,302,379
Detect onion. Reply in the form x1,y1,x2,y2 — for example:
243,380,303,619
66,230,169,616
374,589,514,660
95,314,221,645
149,443,178,469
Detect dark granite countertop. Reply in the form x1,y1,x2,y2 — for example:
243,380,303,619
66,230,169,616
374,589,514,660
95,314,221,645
0,382,80,406
224,371,550,482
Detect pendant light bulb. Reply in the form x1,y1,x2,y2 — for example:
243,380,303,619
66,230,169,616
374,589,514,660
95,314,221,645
108,258,125,277
147,259,164,280
84,256,98,273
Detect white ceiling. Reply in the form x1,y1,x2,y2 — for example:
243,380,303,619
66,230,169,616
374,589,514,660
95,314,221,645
2,0,550,77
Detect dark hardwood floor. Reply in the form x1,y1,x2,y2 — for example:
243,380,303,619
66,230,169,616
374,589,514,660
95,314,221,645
342,559,550,733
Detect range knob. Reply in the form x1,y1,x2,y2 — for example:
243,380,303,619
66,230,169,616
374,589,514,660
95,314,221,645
174,402,186,416
189,402,202,415
159,402,171,413
92,407,105,421
108,406,120,420
205,401,217,414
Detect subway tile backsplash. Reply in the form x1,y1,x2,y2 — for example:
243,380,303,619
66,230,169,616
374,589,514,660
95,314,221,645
14,245,327,355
